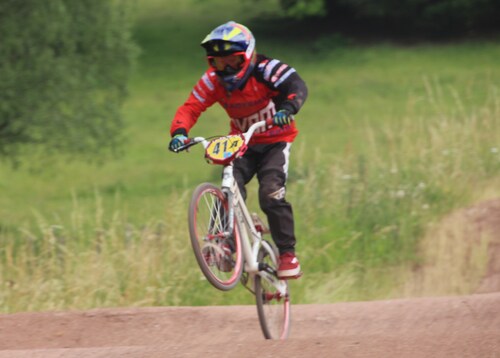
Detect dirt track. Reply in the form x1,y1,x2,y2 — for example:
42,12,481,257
1,292,499,357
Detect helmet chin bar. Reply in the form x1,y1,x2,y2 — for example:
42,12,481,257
218,65,239,76
217,58,255,92
219,73,240,91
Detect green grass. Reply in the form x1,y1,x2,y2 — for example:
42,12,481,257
1,0,499,312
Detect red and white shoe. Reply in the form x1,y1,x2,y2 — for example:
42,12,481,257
277,252,302,279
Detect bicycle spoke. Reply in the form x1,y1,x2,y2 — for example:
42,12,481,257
188,183,243,291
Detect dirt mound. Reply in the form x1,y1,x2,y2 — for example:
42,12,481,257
464,199,500,293
397,198,500,297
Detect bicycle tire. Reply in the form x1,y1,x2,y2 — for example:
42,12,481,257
188,183,243,291
255,241,291,339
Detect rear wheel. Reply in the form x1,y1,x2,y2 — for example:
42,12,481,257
255,242,291,339
188,183,243,291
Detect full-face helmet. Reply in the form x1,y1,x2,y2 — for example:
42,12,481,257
201,21,256,91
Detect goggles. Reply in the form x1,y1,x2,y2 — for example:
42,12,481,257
207,52,245,74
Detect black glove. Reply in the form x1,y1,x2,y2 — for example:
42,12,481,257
169,134,188,152
272,110,292,128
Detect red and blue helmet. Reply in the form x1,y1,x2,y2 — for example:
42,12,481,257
201,21,256,91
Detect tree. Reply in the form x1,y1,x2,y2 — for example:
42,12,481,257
279,0,326,19
275,0,500,36
0,0,137,164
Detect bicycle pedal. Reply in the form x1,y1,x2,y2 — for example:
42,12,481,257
278,271,303,280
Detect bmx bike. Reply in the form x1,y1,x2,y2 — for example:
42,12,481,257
170,118,291,339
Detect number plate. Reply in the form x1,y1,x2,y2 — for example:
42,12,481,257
205,135,247,165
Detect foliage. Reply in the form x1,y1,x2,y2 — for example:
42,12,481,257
0,0,138,163
277,0,500,36
280,0,326,19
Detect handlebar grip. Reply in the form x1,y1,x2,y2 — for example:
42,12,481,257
169,138,195,153
265,115,294,128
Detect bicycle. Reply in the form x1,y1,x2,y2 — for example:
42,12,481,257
171,118,291,340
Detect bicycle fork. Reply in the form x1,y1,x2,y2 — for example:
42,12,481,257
220,164,236,239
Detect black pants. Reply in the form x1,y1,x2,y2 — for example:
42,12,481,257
233,142,296,254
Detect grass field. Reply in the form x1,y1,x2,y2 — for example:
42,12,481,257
1,1,499,312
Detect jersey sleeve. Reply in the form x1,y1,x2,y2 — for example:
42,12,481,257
170,71,219,137
255,56,308,115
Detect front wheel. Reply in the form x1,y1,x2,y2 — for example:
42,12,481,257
255,241,291,339
188,183,243,291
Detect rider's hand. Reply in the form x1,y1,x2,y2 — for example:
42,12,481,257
169,134,188,152
272,110,292,128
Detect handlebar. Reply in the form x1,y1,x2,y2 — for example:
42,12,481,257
170,117,275,154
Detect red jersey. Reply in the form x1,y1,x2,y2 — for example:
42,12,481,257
170,54,308,145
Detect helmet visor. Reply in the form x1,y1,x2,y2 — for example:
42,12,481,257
208,52,245,75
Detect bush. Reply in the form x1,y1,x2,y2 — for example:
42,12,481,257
0,0,138,164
